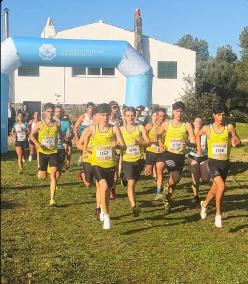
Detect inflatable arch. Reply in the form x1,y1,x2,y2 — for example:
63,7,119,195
1,37,153,153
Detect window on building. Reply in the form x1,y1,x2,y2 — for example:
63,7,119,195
18,66,39,77
102,68,115,76
72,67,86,77
88,67,101,76
72,67,115,77
157,61,177,79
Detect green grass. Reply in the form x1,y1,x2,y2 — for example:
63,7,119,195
236,122,248,140
1,147,248,284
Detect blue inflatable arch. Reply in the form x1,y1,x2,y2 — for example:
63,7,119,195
1,37,153,153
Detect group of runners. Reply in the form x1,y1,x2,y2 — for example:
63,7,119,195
11,100,241,230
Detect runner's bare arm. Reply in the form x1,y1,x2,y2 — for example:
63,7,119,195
196,125,209,155
186,122,196,144
76,126,89,151
82,125,94,158
138,125,151,146
228,124,241,147
29,121,43,149
73,114,85,141
113,126,126,151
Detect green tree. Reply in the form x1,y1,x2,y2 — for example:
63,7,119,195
239,26,248,61
176,34,209,62
216,45,237,63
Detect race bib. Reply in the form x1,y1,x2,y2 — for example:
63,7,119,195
126,145,140,156
151,143,160,152
169,140,183,151
96,147,112,161
17,132,26,141
212,143,227,158
42,137,55,149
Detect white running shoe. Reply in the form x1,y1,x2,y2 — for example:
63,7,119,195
103,214,110,230
200,201,207,219
215,215,222,228
100,209,104,222
49,199,56,206
28,156,32,162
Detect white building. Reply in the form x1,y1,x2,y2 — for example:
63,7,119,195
10,18,196,113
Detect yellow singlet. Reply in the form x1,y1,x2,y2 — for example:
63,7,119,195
122,125,144,162
91,125,115,168
164,120,187,154
38,121,58,154
207,124,230,160
146,123,161,153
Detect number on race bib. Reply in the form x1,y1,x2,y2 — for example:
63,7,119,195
169,140,183,151
17,132,26,141
126,145,140,156
96,147,112,161
42,137,55,149
212,143,227,158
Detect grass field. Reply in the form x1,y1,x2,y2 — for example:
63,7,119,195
236,122,248,140
1,143,248,283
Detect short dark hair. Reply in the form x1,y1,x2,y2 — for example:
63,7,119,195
87,102,95,108
213,103,227,115
97,103,111,114
124,106,136,115
55,104,63,110
172,101,185,111
157,107,166,114
44,103,55,111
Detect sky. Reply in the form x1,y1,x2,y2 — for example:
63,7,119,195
1,0,248,57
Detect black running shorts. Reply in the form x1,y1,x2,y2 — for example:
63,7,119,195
57,149,65,168
93,166,116,189
145,151,164,166
162,151,185,172
208,158,229,181
122,159,145,180
188,154,208,164
38,152,58,171
83,162,95,184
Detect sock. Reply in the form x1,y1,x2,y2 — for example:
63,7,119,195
156,187,161,194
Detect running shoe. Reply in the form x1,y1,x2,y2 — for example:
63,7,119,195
100,206,104,222
120,173,128,188
103,214,111,230
154,194,163,202
95,208,101,221
28,156,32,162
132,205,140,217
110,188,116,200
215,215,222,228
49,199,56,206
200,201,207,219
162,193,171,214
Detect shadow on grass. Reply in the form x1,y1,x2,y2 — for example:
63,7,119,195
1,200,20,210
229,223,248,233
1,150,17,161
121,213,200,235
229,161,248,175
54,201,95,208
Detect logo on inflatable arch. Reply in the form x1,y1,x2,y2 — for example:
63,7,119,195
39,44,56,60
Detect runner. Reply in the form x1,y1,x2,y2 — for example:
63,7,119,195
73,102,95,166
188,117,210,203
160,101,195,214
11,111,29,174
120,106,150,216
28,112,40,165
145,108,166,201
63,114,73,172
108,101,123,199
83,104,126,229
196,104,240,228
29,103,65,206
53,105,71,183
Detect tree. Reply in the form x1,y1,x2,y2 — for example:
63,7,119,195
239,26,248,61
216,45,237,64
176,34,209,62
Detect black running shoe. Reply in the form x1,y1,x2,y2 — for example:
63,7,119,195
132,206,140,217
192,195,200,204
